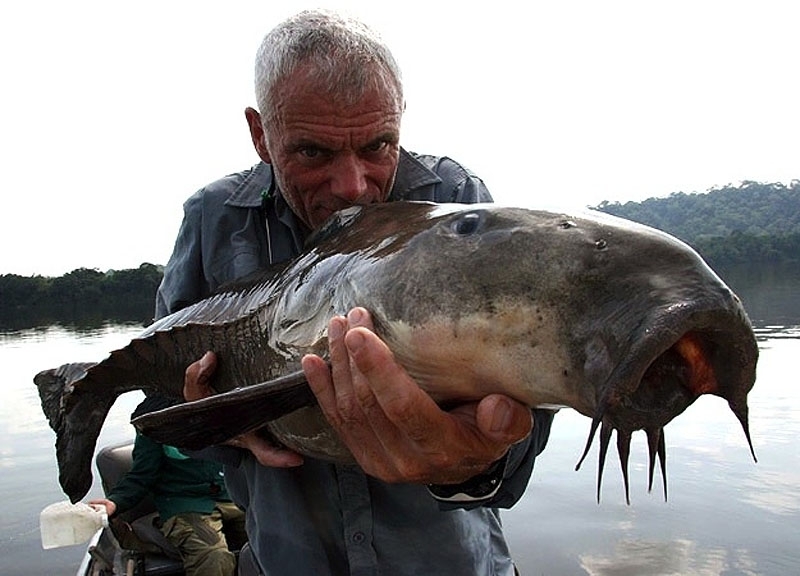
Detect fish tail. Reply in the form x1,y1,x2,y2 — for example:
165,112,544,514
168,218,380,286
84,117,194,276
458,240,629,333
34,363,97,432
34,363,116,502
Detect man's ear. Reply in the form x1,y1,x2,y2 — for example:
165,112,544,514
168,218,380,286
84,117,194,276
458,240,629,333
245,107,271,163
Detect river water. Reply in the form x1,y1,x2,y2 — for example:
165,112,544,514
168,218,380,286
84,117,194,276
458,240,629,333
1,264,798,576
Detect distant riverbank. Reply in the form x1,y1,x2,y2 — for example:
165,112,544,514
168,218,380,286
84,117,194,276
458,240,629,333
0,263,162,330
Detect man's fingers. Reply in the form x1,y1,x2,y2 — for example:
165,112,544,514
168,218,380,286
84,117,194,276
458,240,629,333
184,351,218,401
186,355,305,469
328,316,356,410
344,322,443,442
227,432,303,468
476,395,533,444
305,315,357,430
302,353,335,408
345,307,374,331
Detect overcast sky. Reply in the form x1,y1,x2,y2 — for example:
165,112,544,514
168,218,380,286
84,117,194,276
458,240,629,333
1,1,797,276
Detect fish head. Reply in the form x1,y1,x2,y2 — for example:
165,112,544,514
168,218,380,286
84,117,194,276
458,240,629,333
326,202,758,500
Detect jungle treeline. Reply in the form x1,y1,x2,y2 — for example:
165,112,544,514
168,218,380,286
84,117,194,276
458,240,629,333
2,180,797,329
594,180,800,268
0,263,163,330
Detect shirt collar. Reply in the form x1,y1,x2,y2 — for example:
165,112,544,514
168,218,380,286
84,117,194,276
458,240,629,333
225,161,274,208
391,147,442,196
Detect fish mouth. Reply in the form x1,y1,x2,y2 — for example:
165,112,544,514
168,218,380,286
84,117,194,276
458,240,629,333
576,304,758,504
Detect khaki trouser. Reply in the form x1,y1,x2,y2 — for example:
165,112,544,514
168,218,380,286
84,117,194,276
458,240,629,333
160,502,247,576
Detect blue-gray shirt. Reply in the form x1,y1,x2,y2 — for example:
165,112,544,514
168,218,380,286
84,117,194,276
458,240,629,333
156,149,553,576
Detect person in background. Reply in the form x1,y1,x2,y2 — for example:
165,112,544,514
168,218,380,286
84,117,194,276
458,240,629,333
90,395,247,576
158,9,555,576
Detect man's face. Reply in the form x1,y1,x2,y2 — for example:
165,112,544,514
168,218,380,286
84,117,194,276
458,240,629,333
254,72,403,231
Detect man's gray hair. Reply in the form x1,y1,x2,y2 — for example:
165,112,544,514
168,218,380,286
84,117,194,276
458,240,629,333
255,10,404,124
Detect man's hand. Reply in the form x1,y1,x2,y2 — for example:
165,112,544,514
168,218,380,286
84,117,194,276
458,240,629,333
302,307,533,485
183,352,304,468
88,498,116,517
183,351,218,401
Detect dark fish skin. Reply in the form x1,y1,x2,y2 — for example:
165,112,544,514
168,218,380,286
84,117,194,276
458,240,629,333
34,201,758,504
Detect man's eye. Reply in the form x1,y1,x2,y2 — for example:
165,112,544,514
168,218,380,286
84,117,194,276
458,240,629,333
364,140,388,153
300,147,322,159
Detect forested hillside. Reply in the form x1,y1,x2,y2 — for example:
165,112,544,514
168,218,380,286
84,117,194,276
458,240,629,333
0,263,162,329
594,181,800,266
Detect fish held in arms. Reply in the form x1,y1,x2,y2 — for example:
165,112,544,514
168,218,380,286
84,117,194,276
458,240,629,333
33,201,758,504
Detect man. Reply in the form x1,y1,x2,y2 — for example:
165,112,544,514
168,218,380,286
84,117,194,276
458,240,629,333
157,10,554,575
90,395,247,576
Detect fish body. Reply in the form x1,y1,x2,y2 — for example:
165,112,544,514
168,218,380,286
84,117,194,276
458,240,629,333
34,201,758,503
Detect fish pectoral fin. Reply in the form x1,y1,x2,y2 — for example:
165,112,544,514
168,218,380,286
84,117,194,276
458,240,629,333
132,370,317,450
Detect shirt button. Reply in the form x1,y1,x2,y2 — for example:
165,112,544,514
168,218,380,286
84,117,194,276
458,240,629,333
352,531,365,544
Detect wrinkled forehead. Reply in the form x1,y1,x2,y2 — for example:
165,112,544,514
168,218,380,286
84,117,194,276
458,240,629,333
276,61,403,114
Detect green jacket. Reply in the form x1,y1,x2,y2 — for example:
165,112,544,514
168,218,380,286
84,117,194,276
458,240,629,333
108,429,231,521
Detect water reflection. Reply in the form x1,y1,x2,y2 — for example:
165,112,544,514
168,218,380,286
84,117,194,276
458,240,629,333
741,469,800,516
755,325,800,339
579,538,757,576
0,321,146,342
718,261,800,328
1,322,147,576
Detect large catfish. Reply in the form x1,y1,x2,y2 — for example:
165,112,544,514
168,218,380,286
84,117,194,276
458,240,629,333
35,202,758,504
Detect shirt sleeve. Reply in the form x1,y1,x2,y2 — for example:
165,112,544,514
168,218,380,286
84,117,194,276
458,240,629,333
431,408,556,511
450,168,493,204
106,432,164,515
427,155,494,204
155,191,208,320
490,408,556,508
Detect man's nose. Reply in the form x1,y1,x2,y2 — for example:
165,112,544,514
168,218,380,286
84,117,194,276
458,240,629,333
330,154,369,202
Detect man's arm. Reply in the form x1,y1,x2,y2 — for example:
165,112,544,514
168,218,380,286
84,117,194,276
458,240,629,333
155,192,208,319
90,432,163,516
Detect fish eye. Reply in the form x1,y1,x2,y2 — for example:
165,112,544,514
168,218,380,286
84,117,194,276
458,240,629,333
451,212,483,236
